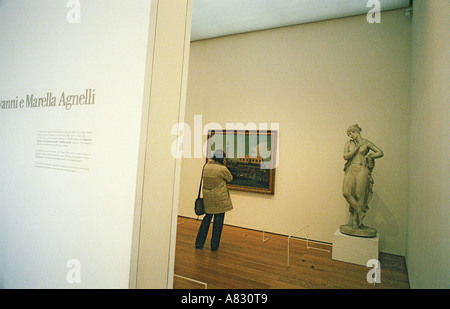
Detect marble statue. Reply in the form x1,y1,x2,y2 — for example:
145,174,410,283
341,124,383,237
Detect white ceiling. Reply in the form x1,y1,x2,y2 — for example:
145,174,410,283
191,0,410,41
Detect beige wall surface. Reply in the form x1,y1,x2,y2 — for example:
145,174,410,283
178,10,411,255
406,0,450,289
0,0,155,288
0,0,192,289
134,0,192,289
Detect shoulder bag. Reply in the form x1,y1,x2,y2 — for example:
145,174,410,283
194,163,206,217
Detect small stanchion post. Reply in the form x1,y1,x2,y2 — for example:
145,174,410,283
174,274,207,289
287,225,330,266
262,226,269,243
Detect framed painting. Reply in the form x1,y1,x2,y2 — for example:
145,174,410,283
206,130,278,194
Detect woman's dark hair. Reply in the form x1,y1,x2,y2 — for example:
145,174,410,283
212,150,226,164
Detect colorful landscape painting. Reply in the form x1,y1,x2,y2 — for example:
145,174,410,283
206,130,277,194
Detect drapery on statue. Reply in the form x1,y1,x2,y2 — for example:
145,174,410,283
341,124,383,237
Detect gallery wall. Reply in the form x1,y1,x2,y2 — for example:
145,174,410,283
0,0,155,288
0,0,192,288
406,0,449,289
134,0,192,289
178,9,411,255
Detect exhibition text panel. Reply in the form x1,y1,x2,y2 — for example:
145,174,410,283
34,130,93,173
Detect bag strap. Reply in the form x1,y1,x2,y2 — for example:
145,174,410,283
198,163,207,198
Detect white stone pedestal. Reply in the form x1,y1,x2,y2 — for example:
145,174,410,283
332,229,379,266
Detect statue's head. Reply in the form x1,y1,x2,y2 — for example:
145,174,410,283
347,124,362,134
347,124,362,140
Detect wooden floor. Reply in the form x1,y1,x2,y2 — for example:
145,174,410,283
173,216,409,289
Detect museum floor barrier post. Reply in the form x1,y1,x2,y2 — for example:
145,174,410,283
221,217,271,243
173,274,208,289
287,225,331,266
262,227,270,243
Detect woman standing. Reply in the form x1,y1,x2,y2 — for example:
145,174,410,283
342,124,383,235
195,150,233,251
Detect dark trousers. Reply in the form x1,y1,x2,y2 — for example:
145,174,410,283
195,213,225,250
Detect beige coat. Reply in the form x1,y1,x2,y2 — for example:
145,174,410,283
202,160,233,214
